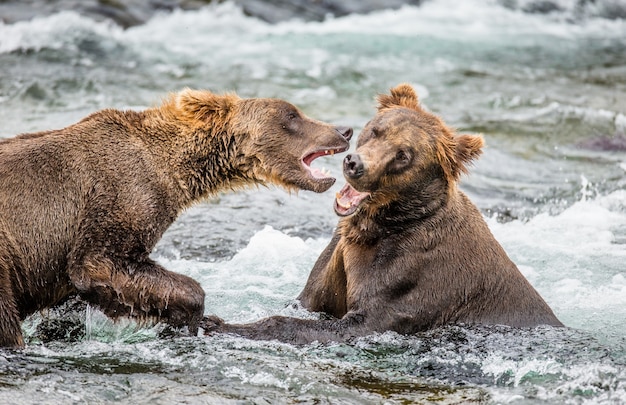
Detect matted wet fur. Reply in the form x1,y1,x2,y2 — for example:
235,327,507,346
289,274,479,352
202,84,562,344
0,89,352,348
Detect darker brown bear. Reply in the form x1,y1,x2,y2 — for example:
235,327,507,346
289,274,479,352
0,89,352,348
202,84,562,344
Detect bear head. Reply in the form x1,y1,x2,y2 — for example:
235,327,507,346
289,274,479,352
334,83,483,222
175,89,352,194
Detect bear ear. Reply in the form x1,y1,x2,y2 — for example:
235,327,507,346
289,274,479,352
436,133,484,182
175,88,239,123
377,83,420,111
454,134,484,177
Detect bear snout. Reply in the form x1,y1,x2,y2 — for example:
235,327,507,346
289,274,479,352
335,126,353,141
343,154,364,179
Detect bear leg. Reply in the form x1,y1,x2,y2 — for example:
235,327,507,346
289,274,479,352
68,256,205,334
0,262,25,348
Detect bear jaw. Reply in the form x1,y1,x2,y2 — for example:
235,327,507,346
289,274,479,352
334,183,371,217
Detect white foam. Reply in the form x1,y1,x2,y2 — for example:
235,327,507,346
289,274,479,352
487,189,626,329
490,193,626,258
484,354,626,402
123,4,270,58
482,354,562,387
267,0,625,40
5,0,623,56
616,113,626,133
223,366,292,390
158,226,329,322
0,11,122,54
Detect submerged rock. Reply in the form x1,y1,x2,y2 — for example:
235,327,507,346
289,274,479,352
0,0,210,28
498,0,626,19
233,0,424,23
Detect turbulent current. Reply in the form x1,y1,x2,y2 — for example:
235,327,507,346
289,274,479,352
1,1,625,403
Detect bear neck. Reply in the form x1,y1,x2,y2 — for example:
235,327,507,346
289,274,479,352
141,111,259,207
340,175,452,246
179,130,253,201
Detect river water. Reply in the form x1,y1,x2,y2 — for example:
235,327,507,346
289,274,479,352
1,1,625,403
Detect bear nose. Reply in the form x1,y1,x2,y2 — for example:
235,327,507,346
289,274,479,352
335,126,353,141
343,154,364,179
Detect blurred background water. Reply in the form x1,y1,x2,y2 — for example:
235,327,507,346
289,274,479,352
1,1,625,403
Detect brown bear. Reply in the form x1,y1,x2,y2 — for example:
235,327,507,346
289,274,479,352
201,84,563,344
0,89,352,348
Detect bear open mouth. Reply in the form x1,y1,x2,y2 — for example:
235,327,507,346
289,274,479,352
302,147,347,181
334,183,370,216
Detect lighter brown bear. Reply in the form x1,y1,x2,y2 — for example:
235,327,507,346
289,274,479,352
0,89,352,348
202,84,562,343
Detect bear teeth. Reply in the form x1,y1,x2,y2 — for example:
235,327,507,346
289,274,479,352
335,193,353,209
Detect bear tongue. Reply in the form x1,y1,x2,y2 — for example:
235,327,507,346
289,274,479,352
303,150,335,180
334,183,370,216
308,166,332,180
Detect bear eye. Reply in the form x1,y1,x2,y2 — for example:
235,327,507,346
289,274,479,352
395,150,409,163
282,110,300,131
388,149,412,174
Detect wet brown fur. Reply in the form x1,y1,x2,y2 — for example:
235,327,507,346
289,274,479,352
202,84,562,344
0,89,350,348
